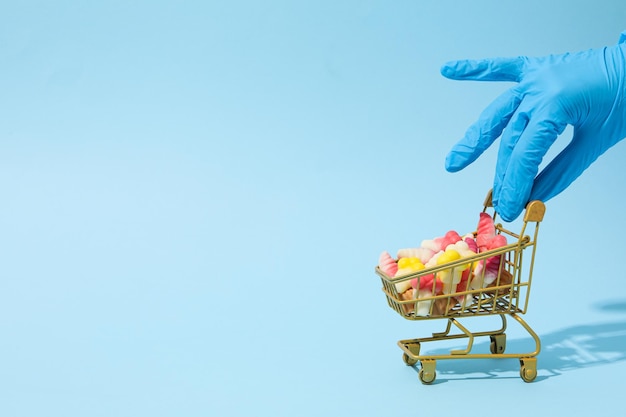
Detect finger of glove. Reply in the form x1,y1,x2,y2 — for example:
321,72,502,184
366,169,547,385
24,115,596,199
493,115,566,221
445,89,522,172
440,57,526,82
491,108,532,202
529,129,605,203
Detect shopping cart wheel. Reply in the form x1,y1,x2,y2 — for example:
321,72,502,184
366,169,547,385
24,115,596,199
519,358,537,383
418,360,436,384
402,353,418,366
489,334,506,354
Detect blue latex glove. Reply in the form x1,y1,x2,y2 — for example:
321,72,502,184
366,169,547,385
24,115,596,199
441,32,626,221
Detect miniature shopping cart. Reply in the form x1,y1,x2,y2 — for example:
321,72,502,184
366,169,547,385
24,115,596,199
375,190,545,384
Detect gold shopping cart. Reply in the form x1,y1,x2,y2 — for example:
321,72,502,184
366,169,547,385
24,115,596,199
375,190,545,384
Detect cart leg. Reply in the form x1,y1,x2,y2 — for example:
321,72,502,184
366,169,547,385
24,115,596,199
432,319,453,338
510,313,541,357
489,333,506,354
419,360,437,384
449,318,474,355
496,314,507,335
402,352,418,366
519,357,537,382
399,341,420,366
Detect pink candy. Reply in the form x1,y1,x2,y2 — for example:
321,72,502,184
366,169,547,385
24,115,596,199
472,231,508,288
488,234,507,250
476,212,496,251
378,251,398,277
421,230,463,253
441,230,462,249
464,236,478,253
410,273,443,292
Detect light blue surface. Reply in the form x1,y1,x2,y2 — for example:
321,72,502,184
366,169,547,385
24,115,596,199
2,1,626,415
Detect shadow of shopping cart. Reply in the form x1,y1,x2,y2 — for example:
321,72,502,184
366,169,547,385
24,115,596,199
404,319,626,383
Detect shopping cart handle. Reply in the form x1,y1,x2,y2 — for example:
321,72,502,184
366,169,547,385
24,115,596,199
483,189,495,208
483,190,545,223
523,200,545,223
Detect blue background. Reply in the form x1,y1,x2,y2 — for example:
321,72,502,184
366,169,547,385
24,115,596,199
2,1,626,415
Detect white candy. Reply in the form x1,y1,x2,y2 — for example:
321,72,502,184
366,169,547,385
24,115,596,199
414,289,435,317
397,247,420,259
425,250,444,268
420,239,441,253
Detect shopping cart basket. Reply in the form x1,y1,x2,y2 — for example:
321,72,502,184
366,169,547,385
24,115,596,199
375,190,545,384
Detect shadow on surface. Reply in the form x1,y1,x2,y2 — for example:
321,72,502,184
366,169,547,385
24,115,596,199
403,301,626,384
593,299,626,313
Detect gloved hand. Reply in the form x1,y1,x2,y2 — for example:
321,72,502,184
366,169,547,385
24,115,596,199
441,31,626,221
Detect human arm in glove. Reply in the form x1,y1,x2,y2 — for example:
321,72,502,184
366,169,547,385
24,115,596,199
441,32,626,221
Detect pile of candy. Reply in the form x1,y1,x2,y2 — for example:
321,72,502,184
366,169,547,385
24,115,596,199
378,213,512,316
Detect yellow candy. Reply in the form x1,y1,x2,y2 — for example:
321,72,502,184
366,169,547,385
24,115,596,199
395,257,426,293
436,249,461,265
397,257,425,271
437,249,470,271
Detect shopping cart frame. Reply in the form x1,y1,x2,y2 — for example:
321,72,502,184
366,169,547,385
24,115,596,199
376,190,545,384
